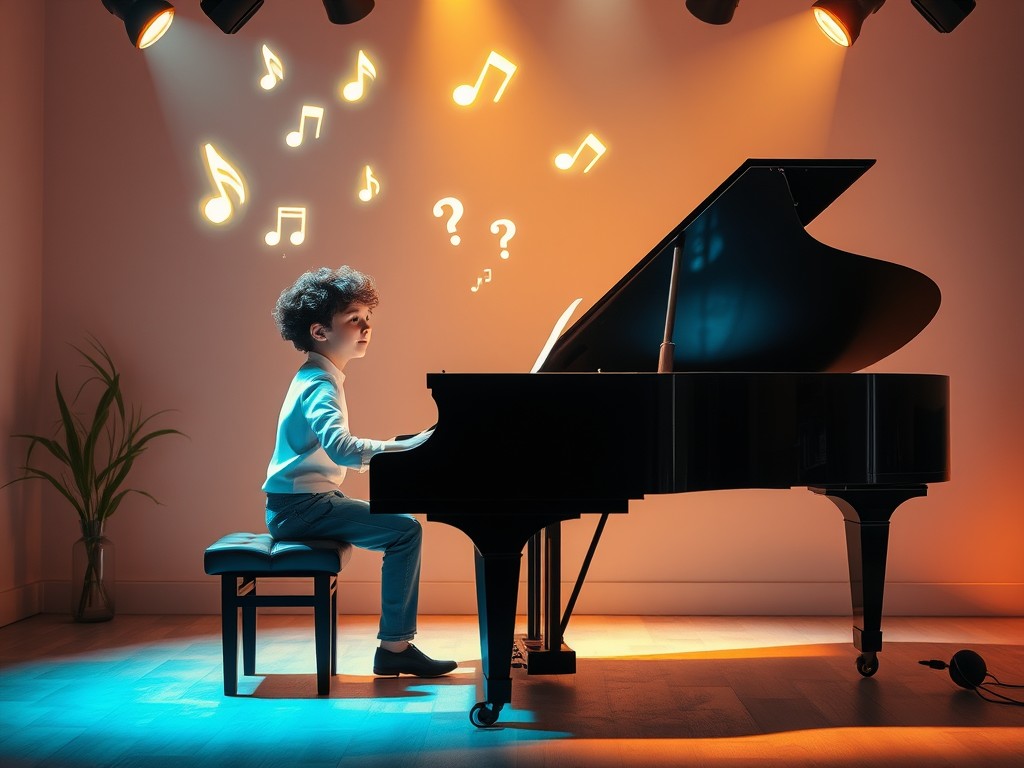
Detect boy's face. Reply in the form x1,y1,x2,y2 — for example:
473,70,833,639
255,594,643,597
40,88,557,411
310,302,373,368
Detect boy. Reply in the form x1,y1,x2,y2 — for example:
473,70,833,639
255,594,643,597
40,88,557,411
263,266,456,677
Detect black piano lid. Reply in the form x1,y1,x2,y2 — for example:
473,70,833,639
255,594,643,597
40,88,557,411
539,158,942,374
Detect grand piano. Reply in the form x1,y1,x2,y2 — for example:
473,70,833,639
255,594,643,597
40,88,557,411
370,159,950,727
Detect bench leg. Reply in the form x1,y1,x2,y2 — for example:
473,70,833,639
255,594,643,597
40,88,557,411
218,568,340,697
314,574,332,695
220,576,239,696
330,574,338,675
242,576,257,676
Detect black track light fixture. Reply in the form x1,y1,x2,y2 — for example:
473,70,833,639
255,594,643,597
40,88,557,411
200,0,264,34
684,0,975,46
911,0,976,33
812,0,886,47
684,0,740,26
200,0,375,34
101,0,175,49
322,0,375,25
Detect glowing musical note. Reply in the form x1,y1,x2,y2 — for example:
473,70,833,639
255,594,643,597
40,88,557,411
471,269,493,293
259,44,284,90
200,143,247,225
342,50,377,102
285,105,325,148
433,197,464,245
265,206,307,246
489,219,516,259
358,165,380,202
554,132,607,174
453,51,517,107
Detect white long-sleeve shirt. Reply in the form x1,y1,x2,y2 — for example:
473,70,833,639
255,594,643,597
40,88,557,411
263,352,387,494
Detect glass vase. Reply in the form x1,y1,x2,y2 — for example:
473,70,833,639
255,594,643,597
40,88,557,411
71,520,115,622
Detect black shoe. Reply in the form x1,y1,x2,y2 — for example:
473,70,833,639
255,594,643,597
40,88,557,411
373,644,458,677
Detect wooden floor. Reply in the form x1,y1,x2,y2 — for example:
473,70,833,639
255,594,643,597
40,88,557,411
1,613,1022,767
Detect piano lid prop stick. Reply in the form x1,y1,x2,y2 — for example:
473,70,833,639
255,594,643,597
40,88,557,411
658,241,684,373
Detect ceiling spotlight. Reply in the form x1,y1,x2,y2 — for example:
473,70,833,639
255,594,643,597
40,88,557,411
200,0,264,34
812,0,885,47
684,0,740,25
911,0,975,33
101,0,175,49
322,0,375,25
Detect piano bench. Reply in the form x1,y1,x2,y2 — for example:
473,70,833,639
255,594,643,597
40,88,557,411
203,533,353,696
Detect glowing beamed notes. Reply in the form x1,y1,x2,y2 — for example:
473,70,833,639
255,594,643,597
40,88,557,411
285,105,324,148
453,51,517,106
555,133,607,174
265,206,307,246
471,268,493,293
200,143,247,225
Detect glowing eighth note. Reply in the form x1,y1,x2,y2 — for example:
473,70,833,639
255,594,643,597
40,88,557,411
471,269,493,293
259,44,284,90
554,132,607,174
358,165,380,202
453,51,517,106
265,206,307,246
200,143,247,225
342,50,377,102
285,105,325,148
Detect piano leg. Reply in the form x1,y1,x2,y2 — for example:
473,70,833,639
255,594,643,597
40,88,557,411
470,547,522,726
426,510,585,725
810,485,927,677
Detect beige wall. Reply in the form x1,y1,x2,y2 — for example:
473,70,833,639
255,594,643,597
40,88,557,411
0,0,45,625
16,1,1024,621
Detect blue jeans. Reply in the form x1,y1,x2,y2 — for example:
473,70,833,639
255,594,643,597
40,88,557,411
265,491,421,642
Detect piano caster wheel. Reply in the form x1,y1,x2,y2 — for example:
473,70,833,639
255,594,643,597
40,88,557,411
856,653,879,677
470,701,503,728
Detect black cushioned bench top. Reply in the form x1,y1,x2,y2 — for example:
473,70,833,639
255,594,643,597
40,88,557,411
204,532,352,574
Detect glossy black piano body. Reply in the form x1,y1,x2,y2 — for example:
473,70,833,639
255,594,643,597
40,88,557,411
370,160,950,726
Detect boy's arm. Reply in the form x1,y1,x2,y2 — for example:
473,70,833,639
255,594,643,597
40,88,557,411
302,377,432,472
303,376,381,470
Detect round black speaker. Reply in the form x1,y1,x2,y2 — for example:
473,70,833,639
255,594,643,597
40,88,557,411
949,649,987,689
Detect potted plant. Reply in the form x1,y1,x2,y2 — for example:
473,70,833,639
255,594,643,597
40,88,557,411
4,337,183,621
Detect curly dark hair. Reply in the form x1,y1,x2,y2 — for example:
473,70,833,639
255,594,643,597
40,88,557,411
273,266,380,352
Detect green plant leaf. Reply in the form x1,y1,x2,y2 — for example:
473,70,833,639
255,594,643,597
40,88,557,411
10,434,71,467
8,466,85,518
6,337,184,524
53,375,92,512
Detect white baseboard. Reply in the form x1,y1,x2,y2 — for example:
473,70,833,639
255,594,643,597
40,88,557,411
0,582,42,626
36,579,1024,617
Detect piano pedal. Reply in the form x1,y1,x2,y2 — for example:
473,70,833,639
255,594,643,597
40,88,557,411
511,642,526,669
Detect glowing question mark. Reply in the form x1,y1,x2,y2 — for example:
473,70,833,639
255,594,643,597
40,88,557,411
432,197,464,245
489,218,516,259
